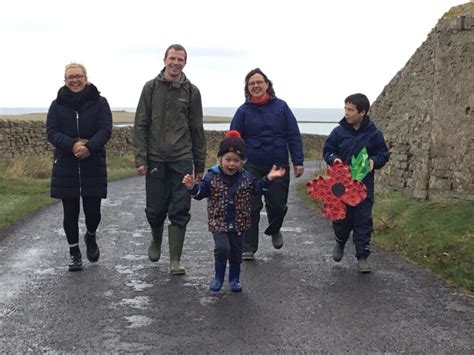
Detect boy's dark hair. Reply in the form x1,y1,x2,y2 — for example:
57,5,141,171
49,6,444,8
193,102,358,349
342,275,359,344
164,44,187,62
345,93,370,114
244,68,276,98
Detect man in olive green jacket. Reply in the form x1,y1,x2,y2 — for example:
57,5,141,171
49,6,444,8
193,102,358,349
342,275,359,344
133,44,206,275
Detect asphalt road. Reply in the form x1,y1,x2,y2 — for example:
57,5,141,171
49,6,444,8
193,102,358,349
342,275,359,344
0,161,472,353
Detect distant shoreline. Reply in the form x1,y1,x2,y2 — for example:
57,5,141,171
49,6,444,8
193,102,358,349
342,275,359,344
0,112,338,125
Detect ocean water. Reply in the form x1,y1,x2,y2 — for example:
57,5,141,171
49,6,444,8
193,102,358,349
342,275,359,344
0,107,342,135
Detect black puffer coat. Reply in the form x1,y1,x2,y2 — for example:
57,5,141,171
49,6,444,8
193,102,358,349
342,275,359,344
46,84,112,199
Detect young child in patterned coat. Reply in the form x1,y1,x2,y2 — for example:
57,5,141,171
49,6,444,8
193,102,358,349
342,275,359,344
182,130,285,292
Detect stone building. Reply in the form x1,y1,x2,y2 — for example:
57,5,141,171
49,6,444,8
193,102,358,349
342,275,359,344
371,3,473,200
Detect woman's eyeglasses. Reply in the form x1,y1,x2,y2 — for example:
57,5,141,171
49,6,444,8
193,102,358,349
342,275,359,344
248,80,265,86
66,74,85,81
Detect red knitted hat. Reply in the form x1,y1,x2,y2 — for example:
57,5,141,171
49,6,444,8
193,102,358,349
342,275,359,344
218,130,246,159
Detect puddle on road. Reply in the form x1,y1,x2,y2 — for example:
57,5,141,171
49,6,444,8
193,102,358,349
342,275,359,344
121,255,149,261
115,264,147,274
124,315,153,328
281,226,303,233
199,296,220,305
126,280,153,291
120,296,150,310
34,268,58,275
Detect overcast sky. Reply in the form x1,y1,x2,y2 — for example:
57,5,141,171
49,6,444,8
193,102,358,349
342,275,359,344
0,0,464,109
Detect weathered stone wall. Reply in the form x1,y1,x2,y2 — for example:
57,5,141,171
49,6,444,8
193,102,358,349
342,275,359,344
371,3,473,200
0,120,326,163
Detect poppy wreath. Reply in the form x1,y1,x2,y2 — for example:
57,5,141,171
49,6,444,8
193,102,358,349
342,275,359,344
306,161,367,220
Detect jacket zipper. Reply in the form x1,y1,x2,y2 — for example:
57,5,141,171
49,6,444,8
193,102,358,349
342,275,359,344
76,111,82,196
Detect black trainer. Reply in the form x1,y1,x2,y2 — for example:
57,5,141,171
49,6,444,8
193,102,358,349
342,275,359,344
69,252,83,272
84,232,100,262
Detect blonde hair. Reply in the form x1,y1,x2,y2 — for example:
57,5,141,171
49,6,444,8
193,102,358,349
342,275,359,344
64,63,88,82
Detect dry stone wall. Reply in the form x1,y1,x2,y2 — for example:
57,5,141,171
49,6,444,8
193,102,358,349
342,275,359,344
0,120,326,163
371,4,473,200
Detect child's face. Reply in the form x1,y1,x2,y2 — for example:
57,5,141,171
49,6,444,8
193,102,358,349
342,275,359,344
219,152,244,175
344,102,365,129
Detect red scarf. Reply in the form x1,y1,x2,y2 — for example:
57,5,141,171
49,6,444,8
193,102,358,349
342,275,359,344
250,93,270,105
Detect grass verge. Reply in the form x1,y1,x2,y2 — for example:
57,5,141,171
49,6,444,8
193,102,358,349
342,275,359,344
298,177,474,293
0,154,136,231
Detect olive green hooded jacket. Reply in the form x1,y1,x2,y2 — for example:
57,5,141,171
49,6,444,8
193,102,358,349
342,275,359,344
133,70,206,173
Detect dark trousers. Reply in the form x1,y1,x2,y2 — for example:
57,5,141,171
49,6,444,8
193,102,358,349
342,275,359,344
145,160,193,228
213,232,244,265
61,197,102,247
332,196,374,259
243,163,290,253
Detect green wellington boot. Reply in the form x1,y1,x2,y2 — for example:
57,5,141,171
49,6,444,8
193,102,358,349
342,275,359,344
332,242,345,262
148,225,164,262
168,224,186,275
358,257,371,273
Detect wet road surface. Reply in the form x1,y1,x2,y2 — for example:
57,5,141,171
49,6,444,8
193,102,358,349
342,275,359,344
0,161,473,353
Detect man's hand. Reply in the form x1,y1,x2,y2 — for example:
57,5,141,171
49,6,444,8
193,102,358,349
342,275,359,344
137,165,147,176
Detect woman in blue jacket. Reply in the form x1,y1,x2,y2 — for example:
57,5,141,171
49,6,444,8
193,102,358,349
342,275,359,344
46,63,112,272
230,68,304,260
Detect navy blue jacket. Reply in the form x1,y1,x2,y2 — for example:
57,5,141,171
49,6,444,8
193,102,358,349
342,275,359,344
188,165,271,232
323,115,389,197
230,97,304,169
46,84,112,199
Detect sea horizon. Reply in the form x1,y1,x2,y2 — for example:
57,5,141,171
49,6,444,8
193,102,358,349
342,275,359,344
0,107,342,135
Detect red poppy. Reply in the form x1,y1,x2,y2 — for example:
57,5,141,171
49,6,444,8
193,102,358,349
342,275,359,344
306,161,367,220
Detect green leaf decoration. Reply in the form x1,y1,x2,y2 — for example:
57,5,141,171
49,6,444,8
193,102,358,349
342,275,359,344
350,147,369,180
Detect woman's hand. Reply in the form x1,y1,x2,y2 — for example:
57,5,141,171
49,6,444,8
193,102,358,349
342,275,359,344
267,165,286,181
293,165,304,178
74,144,90,159
182,174,195,189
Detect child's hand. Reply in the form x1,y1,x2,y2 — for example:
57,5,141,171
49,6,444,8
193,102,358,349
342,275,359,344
267,165,286,181
182,174,195,189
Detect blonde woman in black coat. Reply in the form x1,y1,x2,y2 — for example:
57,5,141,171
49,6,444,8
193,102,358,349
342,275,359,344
46,63,112,271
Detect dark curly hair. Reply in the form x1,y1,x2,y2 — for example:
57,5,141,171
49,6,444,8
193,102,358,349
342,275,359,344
244,68,275,98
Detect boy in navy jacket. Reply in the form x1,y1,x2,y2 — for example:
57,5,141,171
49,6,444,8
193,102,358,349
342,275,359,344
182,131,285,292
323,93,389,272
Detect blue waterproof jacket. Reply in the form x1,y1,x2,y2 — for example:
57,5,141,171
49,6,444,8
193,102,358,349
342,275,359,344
323,115,389,197
230,97,304,169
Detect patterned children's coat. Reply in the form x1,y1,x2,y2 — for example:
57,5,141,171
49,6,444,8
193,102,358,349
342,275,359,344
188,165,271,232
